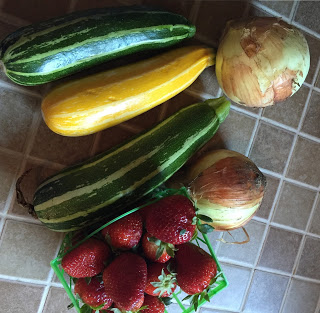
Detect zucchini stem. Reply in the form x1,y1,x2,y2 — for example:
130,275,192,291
16,168,37,219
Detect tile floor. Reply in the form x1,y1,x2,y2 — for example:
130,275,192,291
0,1,319,313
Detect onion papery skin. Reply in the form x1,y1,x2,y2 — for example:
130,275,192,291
216,17,310,107
188,149,266,231
193,199,261,231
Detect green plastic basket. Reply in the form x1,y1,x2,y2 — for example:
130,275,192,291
50,187,228,313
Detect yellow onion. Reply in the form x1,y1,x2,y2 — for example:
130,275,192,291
187,149,266,231
216,17,310,107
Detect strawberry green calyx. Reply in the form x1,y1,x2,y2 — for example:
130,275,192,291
196,214,215,235
151,268,177,297
182,272,223,311
147,236,176,260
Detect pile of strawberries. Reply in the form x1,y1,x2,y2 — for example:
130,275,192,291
61,194,218,313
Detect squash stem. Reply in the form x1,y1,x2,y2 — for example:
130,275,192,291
16,168,37,219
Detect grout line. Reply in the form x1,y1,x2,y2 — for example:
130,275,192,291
274,53,320,313
230,104,260,119
251,1,291,22
315,291,320,313
158,100,169,122
239,93,312,310
216,87,223,97
251,1,320,40
292,275,320,285
118,122,144,134
0,274,48,286
303,192,320,234
89,132,101,157
27,155,65,170
245,109,262,157
279,193,319,313
68,0,78,13
1,212,42,225
37,234,64,313
37,284,51,313
291,21,320,40
188,0,201,25
289,0,300,22
260,116,297,134
250,216,320,240
187,89,320,145
0,146,23,158
0,80,41,99
0,93,42,240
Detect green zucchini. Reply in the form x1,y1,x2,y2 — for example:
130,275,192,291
33,97,230,232
0,6,195,86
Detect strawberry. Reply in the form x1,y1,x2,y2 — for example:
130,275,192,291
61,238,111,278
175,242,217,295
145,262,177,297
145,195,196,245
103,252,147,311
142,232,175,263
101,211,143,250
140,295,165,313
74,277,112,310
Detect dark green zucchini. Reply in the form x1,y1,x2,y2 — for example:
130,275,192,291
0,6,196,85
33,97,230,232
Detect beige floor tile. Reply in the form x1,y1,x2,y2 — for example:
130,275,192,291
258,227,302,273
0,88,40,152
198,109,256,156
0,279,44,312
282,278,320,313
256,174,280,220
301,91,320,138
203,263,252,311
0,220,62,280
296,236,320,280
0,150,22,212
309,199,320,236
263,85,310,129
249,122,294,174
273,182,316,230
259,0,294,17
30,119,95,166
243,270,289,313
9,159,60,219
195,1,248,46
287,136,320,187
294,2,320,34
43,287,77,313
217,220,266,266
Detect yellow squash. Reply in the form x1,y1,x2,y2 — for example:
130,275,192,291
41,46,215,136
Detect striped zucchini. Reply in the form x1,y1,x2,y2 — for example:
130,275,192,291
0,6,195,86
42,45,215,137
33,97,230,232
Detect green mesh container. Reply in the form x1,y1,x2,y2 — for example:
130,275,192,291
50,187,228,313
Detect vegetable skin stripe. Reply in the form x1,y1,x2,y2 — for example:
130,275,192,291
7,25,190,65
37,122,215,223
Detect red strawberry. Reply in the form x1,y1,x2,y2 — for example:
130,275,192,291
61,238,111,278
103,252,147,311
145,262,177,297
142,232,175,263
175,242,217,295
101,211,143,250
74,277,112,309
141,295,165,313
145,195,196,244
